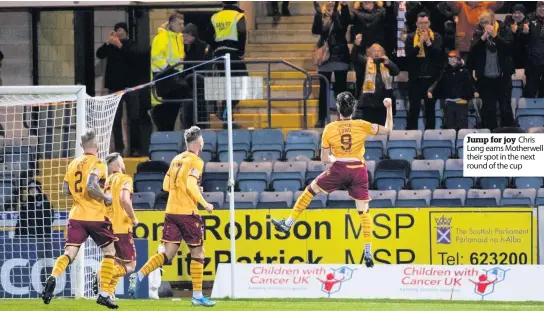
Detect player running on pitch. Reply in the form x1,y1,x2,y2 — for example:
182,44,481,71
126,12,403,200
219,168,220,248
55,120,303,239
42,129,118,309
129,126,216,307
271,92,393,268
93,153,138,298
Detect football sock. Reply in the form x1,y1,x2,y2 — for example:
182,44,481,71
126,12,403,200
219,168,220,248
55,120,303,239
286,187,315,226
52,255,71,278
114,264,127,278
139,253,166,280
108,277,121,296
191,258,204,298
359,210,373,255
99,255,115,296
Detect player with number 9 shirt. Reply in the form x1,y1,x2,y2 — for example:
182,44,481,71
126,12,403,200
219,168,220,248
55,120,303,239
42,129,119,309
271,92,393,268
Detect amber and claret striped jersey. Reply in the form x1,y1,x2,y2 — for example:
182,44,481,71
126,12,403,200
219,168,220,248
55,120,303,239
105,172,134,234
64,154,107,221
321,119,379,161
164,151,204,215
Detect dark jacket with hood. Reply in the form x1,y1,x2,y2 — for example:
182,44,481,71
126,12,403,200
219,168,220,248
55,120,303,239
429,61,476,101
520,13,544,66
351,3,387,49
183,24,214,70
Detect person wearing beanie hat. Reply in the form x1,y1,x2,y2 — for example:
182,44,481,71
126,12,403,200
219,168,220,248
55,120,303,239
504,4,527,69
521,1,544,97
97,21,146,157
182,23,213,128
427,50,476,130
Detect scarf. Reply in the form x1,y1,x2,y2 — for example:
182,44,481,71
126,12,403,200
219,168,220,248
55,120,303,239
362,59,392,94
413,29,435,58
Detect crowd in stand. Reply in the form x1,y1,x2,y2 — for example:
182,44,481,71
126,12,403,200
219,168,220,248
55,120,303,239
94,1,544,157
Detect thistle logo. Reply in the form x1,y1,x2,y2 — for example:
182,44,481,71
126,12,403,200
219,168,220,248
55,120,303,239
470,267,509,299
435,215,452,244
317,266,355,298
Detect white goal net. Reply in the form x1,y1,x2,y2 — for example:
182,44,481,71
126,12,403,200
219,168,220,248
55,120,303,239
0,86,122,299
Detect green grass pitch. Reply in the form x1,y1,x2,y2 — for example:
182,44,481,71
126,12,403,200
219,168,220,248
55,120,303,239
2,299,544,311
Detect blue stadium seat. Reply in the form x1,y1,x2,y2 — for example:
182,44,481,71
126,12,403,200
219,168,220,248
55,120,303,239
294,191,328,208
285,130,319,161
386,130,422,161
204,192,225,210
218,129,251,163
396,190,431,207
501,188,536,206
369,190,396,207
148,131,183,162
374,159,410,191
466,189,501,207
251,129,284,162
227,192,258,209
237,162,272,193
537,188,544,205
528,127,544,133
456,129,491,158
393,116,407,130
132,192,155,210
517,111,544,131
409,160,444,191
257,191,294,209
366,160,376,185
328,190,355,208
479,177,509,191
202,130,218,162
517,98,544,109
422,129,456,160
306,161,330,185
444,159,474,190
364,135,387,161
431,189,466,206
271,161,306,192
134,173,164,194
514,177,543,189
203,162,238,193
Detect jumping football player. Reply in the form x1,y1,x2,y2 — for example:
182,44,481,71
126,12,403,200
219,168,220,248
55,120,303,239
102,152,138,298
42,129,118,309
129,126,216,307
271,92,393,268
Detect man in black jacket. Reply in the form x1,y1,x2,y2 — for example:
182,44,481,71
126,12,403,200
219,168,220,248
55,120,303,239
183,23,213,128
96,22,145,156
468,11,515,131
405,12,443,130
521,2,544,97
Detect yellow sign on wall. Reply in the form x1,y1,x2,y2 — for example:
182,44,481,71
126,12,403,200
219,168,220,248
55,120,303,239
134,208,537,282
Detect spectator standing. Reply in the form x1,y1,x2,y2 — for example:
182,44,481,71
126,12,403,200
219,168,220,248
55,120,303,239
351,1,387,50
427,50,476,130
0,49,3,86
468,11,515,131
351,41,400,125
96,22,145,156
208,1,247,127
312,1,351,128
504,4,527,70
150,13,186,132
183,23,213,128
448,1,503,58
270,2,291,21
405,12,443,130
522,2,544,98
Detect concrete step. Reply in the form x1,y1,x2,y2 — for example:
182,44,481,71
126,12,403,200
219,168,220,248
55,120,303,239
283,2,318,15
246,49,314,58
237,99,318,114
257,16,315,24
269,84,318,99
249,30,319,44
256,22,311,30
246,57,315,72
249,71,318,85
246,43,315,52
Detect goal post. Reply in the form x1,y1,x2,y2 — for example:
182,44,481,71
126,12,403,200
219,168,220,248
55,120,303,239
0,85,123,299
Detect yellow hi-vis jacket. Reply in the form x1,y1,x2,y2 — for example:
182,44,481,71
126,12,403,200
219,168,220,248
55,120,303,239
151,27,184,73
211,9,245,42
